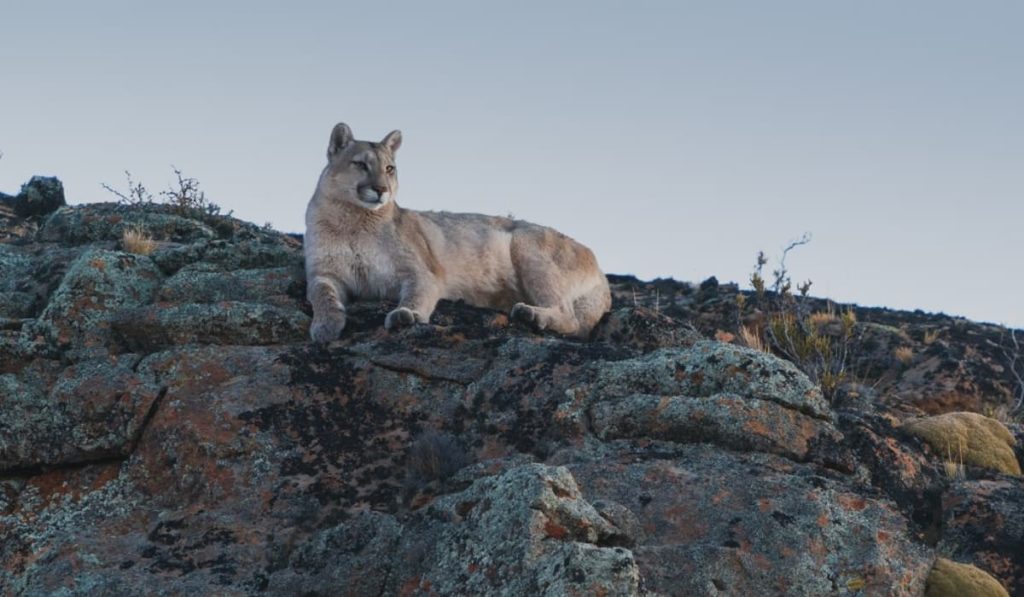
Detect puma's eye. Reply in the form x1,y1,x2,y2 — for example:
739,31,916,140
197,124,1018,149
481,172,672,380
351,161,368,171
386,165,396,174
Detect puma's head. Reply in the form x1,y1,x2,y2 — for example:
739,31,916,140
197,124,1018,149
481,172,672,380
318,122,402,210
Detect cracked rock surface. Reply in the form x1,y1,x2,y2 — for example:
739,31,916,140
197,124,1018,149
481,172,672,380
1,190,1022,595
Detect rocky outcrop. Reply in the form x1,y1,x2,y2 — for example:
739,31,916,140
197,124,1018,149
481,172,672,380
1,182,1022,595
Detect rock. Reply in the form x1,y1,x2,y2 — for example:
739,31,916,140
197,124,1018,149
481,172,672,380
0,354,161,471
8,176,66,218
584,340,832,420
158,264,304,309
589,392,843,463
567,442,933,595
267,512,402,595
592,307,702,352
383,463,640,596
39,203,219,246
111,301,310,351
838,410,945,537
21,248,163,361
902,412,1021,476
939,479,1024,594
1,198,1021,593
926,557,1009,597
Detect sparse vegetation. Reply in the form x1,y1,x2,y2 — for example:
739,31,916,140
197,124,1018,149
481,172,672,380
162,166,228,218
738,234,860,400
121,225,156,255
738,324,767,353
942,437,965,481
102,171,154,206
999,328,1024,412
102,167,230,218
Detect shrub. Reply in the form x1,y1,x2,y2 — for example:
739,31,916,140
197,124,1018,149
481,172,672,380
999,328,1023,413
102,167,231,219
738,234,860,400
101,171,154,206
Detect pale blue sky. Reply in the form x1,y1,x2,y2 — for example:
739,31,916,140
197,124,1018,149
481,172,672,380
2,1,1022,327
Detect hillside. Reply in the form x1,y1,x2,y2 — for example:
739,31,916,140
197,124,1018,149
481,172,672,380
1,177,1022,595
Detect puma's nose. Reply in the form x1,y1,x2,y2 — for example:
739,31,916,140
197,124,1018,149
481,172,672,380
373,185,388,195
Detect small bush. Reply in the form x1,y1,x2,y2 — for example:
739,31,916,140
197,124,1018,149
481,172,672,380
161,167,228,218
102,167,231,219
738,234,860,400
102,171,154,206
999,328,1023,412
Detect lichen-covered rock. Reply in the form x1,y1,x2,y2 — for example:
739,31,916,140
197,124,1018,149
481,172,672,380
592,307,702,352
0,246,37,319
2,197,1021,593
567,442,933,595
111,301,310,350
586,341,831,420
385,463,640,596
158,264,304,309
926,557,1009,597
939,479,1024,594
589,392,843,463
22,248,163,360
0,354,161,471
39,203,216,245
267,511,403,595
902,412,1021,476
8,176,66,218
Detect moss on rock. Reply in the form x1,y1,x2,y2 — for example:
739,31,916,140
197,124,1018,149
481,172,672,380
925,557,1008,597
903,412,1021,476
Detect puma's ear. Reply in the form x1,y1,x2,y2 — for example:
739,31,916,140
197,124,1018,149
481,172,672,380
381,129,402,154
328,123,354,159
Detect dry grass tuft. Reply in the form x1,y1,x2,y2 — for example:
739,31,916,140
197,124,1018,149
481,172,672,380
739,325,768,353
894,346,915,365
122,226,156,255
942,437,965,481
807,310,838,327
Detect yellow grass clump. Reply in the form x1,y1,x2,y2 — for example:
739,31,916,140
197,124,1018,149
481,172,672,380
807,310,838,327
925,557,1008,597
902,412,1021,476
894,346,914,365
122,226,156,255
739,325,767,353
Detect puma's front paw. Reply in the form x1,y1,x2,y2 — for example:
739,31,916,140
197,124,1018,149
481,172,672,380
310,311,346,343
511,303,540,329
385,307,418,330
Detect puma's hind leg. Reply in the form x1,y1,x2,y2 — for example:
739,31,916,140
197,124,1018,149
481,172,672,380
509,231,583,337
510,301,580,336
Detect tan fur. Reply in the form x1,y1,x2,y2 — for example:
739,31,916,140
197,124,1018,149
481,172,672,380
304,122,611,342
